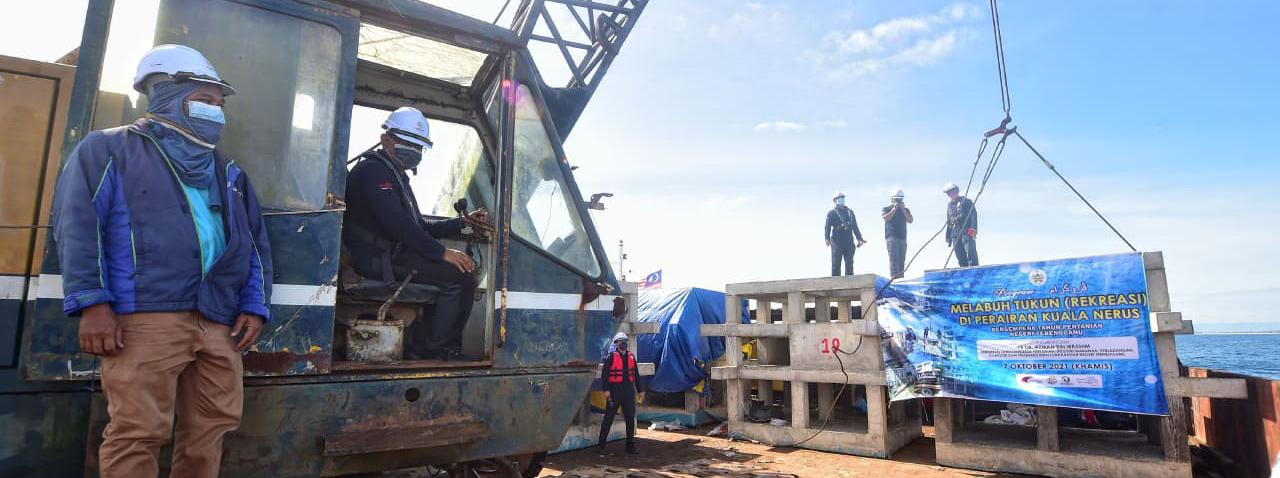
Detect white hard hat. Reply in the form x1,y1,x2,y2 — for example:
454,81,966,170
833,191,846,200
382,107,433,149
613,332,628,342
132,44,235,96
942,182,959,193
891,188,905,198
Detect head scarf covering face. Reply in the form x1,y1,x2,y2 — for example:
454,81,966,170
144,81,224,189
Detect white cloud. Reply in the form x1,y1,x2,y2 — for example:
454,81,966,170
816,120,849,129
822,3,982,80
753,121,808,132
890,30,959,65
830,17,932,54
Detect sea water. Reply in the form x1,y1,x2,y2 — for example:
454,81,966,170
1176,333,1280,380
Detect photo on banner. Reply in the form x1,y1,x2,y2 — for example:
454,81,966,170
876,252,1168,415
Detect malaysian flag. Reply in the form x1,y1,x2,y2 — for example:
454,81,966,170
638,270,662,289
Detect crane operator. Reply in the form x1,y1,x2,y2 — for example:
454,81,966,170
343,107,491,361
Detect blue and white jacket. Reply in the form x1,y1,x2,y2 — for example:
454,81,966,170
50,119,273,325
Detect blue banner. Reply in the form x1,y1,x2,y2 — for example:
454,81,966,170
877,253,1168,415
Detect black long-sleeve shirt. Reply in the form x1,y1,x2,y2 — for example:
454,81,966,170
824,205,864,244
343,151,462,264
946,196,978,244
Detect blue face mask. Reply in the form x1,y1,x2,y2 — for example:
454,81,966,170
836,197,846,206
616,341,628,351
188,101,225,125
393,144,423,170
145,81,224,188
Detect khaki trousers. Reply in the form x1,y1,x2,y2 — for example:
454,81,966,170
99,311,244,478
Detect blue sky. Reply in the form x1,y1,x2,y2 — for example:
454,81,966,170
563,0,1280,325
4,1,1277,325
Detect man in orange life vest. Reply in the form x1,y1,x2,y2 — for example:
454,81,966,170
598,332,643,454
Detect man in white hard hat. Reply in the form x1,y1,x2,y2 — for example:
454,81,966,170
51,44,272,477
598,331,643,454
882,188,914,278
824,191,867,276
943,182,979,267
343,106,490,361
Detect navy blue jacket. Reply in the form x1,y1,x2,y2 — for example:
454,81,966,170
343,151,462,276
945,197,978,245
824,206,864,245
50,120,273,325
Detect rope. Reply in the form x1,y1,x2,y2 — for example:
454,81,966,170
944,128,1013,268
1013,129,1137,251
494,0,514,25
990,0,1011,117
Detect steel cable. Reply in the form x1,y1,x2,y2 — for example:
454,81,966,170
1013,129,1137,251
990,0,1011,116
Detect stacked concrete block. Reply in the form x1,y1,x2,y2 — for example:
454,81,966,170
703,275,921,457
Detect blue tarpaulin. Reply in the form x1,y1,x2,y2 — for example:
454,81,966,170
636,288,747,393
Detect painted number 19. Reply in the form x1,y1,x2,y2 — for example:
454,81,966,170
820,338,842,354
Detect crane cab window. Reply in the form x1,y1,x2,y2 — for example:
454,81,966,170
504,83,602,277
89,0,341,211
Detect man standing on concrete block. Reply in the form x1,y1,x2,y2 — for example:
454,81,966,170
882,188,913,278
943,182,979,267
825,191,866,276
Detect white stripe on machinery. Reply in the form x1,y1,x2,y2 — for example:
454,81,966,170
0,275,32,301
31,274,335,307
271,283,337,307
498,291,619,311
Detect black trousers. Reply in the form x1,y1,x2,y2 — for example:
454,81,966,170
887,236,907,279
361,250,476,351
831,241,855,276
598,383,637,447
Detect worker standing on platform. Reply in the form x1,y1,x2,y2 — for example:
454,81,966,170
943,182,979,267
598,332,642,454
825,191,866,276
882,189,913,279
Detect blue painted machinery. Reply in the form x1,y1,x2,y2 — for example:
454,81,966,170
0,0,648,476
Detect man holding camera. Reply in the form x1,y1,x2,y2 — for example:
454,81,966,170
881,189,913,278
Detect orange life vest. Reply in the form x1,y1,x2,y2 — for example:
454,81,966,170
606,351,636,384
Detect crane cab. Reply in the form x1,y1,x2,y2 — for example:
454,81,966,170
3,0,644,476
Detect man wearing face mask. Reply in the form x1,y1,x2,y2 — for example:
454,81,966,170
598,332,643,454
343,107,489,361
49,44,272,478
825,191,866,276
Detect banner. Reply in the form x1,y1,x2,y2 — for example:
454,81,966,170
877,253,1168,415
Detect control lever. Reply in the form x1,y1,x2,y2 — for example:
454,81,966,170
453,198,472,235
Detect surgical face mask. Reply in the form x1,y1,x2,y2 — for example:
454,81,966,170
616,341,628,351
187,101,225,125
836,197,846,206
393,143,423,170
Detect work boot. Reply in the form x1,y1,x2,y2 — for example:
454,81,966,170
625,441,637,454
596,444,607,455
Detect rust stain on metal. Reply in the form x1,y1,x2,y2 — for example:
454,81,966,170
323,421,488,456
340,413,479,434
242,351,331,375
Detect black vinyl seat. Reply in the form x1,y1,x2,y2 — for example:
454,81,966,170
338,247,440,305
343,278,440,304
